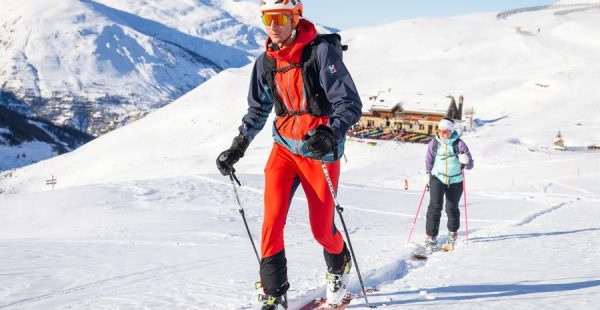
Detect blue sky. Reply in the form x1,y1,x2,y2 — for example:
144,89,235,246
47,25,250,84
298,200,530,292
278,0,556,30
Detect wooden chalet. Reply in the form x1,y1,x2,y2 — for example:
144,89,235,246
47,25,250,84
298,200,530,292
357,95,464,136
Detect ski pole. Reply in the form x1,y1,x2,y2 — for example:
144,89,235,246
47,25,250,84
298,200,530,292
320,160,375,308
461,168,469,244
406,183,429,244
228,171,261,265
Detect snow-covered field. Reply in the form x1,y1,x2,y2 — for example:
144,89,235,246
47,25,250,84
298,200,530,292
1,2,600,309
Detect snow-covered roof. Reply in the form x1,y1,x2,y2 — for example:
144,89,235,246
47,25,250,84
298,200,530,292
362,92,450,115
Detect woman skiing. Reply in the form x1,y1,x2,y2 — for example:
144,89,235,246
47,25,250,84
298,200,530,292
423,117,474,253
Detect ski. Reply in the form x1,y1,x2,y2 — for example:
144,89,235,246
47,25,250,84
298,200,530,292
299,295,350,310
414,243,455,258
413,252,429,260
412,244,439,260
298,288,378,310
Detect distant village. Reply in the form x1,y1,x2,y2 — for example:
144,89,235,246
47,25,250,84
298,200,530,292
348,94,474,144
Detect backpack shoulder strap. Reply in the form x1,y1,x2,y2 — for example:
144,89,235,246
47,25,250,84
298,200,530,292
262,52,287,116
432,138,460,157
432,139,439,155
301,36,333,116
452,138,461,154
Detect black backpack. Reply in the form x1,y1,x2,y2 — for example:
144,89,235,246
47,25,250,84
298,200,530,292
262,33,348,117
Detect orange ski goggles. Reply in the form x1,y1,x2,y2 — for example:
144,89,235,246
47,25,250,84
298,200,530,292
261,14,292,26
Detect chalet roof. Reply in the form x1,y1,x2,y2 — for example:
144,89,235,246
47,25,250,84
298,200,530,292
361,91,449,114
370,104,401,112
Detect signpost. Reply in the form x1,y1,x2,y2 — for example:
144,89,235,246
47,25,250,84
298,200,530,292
46,176,57,190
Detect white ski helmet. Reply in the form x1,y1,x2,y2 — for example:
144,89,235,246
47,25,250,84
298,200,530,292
259,0,303,16
438,117,455,131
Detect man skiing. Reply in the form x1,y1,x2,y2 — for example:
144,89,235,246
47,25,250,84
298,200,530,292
216,0,362,309
423,117,474,254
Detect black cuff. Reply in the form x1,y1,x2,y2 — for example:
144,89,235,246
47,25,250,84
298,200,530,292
260,250,289,297
328,118,347,140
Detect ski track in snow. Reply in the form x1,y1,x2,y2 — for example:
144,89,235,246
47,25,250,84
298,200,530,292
515,201,572,226
341,204,511,224
0,251,240,309
198,171,594,309
314,187,591,308
0,263,195,309
202,175,513,224
0,172,594,309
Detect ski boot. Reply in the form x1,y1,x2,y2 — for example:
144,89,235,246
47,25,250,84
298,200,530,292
425,237,438,254
325,259,352,307
442,231,457,252
260,294,287,310
256,282,288,310
413,237,437,259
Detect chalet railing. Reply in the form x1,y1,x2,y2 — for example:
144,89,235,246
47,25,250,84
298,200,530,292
554,3,600,15
496,2,600,19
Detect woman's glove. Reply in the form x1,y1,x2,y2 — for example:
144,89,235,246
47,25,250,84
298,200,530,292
458,153,469,165
423,173,431,185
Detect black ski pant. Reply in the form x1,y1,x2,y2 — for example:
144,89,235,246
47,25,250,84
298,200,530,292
260,244,350,297
425,176,463,238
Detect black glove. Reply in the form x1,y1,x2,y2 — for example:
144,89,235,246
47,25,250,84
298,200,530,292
216,134,249,176
303,125,337,159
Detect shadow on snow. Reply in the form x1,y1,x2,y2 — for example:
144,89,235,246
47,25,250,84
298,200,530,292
470,227,600,243
355,278,600,307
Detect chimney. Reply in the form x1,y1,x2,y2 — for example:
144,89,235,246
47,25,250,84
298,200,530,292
458,95,464,120
446,95,457,119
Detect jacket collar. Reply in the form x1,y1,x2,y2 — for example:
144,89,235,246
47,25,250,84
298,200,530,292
265,19,317,63
436,131,459,145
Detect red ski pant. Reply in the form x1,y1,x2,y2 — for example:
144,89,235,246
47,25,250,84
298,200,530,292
261,143,344,258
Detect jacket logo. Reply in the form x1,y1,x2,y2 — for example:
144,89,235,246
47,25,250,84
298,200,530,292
328,64,337,74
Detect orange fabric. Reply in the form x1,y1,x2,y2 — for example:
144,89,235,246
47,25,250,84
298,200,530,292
261,143,344,258
265,19,315,63
265,19,329,143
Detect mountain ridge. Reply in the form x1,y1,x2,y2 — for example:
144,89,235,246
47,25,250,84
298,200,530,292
0,0,259,136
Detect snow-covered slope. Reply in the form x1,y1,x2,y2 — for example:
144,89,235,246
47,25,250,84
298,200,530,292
0,0,257,135
0,105,93,173
0,0,336,137
1,4,600,309
92,0,268,53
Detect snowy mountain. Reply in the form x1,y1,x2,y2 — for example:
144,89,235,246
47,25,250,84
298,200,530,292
0,0,337,137
1,2,600,309
0,105,93,173
0,0,259,136
0,0,339,172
